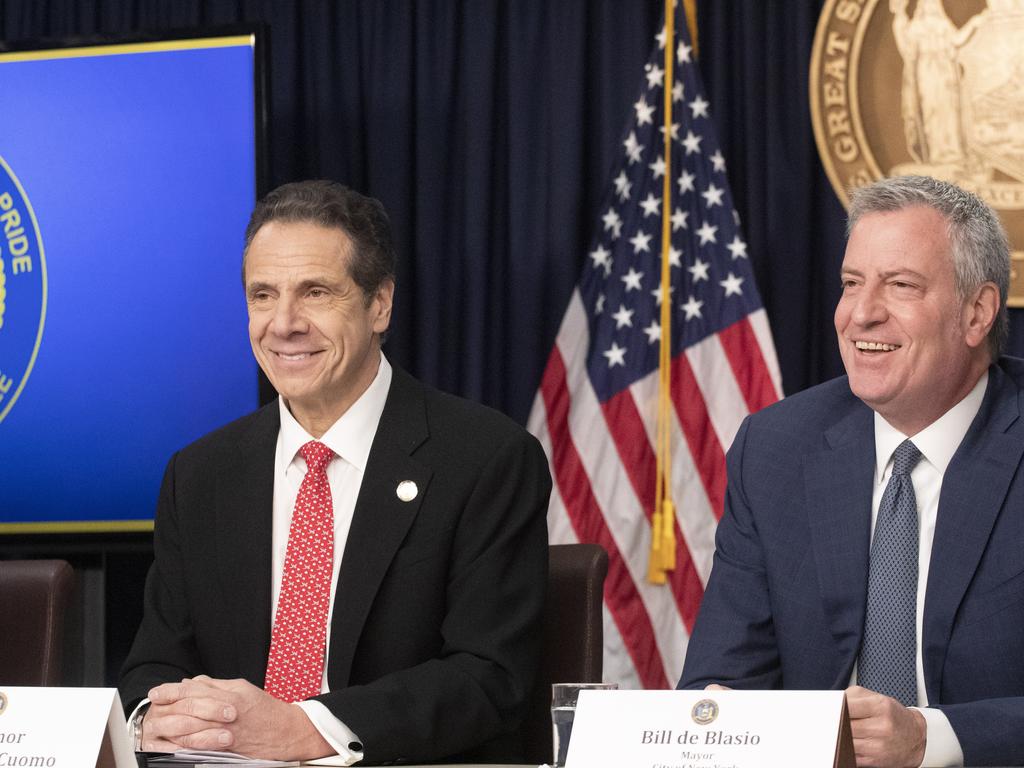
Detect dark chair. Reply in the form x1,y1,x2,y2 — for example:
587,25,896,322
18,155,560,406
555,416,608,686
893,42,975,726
521,543,609,764
0,559,74,685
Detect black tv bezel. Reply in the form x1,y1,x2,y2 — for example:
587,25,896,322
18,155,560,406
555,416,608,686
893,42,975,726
0,24,270,542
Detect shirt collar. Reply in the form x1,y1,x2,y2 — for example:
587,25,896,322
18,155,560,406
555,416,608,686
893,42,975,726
873,370,988,483
277,354,393,472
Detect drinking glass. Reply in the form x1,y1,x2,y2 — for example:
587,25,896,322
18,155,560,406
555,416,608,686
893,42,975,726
550,682,618,766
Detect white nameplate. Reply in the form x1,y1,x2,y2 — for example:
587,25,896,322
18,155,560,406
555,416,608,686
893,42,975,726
0,687,135,768
566,689,853,768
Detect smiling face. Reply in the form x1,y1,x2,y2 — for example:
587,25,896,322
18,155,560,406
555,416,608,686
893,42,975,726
834,205,994,435
244,220,393,436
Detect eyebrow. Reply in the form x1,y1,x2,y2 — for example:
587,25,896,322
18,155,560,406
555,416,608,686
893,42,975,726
840,267,929,282
245,277,342,295
245,280,275,296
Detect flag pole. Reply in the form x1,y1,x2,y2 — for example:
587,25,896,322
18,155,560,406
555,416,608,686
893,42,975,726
649,0,678,585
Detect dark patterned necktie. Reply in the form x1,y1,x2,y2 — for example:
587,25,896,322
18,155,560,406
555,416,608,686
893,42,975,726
858,438,922,706
264,440,335,702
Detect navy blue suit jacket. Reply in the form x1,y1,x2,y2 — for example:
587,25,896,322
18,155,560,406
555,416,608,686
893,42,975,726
679,357,1024,766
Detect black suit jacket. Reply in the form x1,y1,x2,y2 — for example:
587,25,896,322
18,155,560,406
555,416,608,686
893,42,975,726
680,358,1024,766
120,366,551,764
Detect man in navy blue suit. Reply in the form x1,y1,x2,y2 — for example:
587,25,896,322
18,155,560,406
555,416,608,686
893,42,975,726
679,176,1024,767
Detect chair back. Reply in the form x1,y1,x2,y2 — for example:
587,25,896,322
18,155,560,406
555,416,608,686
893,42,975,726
521,543,608,764
0,559,74,685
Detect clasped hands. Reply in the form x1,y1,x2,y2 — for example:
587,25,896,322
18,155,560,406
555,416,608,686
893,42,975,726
704,684,926,768
139,675,332,760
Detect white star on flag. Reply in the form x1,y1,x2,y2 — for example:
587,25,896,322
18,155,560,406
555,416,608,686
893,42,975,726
589,244,612,272
621,267,643,291
645,63,664,89
613,171,632,201
639,194,661,218
643,320,661,344
630,230,653,253
612,304,635,329
688,257,710,282
651,284,675,306
726,236,748,259
710,150,726,172
681,130,702,155
634,96,655,126
677,169,696,193
677,40,693,63
668,246,682,267
696,221,718,245
649,155,666,179
720,272,744,296
602,208,623,239
681,295,704,320
603,342,627,367
689,95,709,119
702,184,725,208
624,131,644,164
671,208,689,231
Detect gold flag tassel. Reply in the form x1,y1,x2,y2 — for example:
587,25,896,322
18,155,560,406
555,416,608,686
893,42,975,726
648,0,681,585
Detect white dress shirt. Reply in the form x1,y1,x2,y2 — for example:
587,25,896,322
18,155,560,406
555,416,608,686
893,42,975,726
858,371,987,767
279,354,392,764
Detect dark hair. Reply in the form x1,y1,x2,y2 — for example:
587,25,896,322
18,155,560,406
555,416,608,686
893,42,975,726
848,175,1010,359
243,180,396,301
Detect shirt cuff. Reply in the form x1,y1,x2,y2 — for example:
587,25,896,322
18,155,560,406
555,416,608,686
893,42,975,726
126,698,150,751
913,707,964,767
294,700,364,765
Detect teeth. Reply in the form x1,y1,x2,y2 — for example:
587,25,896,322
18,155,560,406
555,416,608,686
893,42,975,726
278,352,310,361
855,341,899,352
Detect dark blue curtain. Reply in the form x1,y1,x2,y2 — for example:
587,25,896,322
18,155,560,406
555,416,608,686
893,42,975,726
4,0,1019,421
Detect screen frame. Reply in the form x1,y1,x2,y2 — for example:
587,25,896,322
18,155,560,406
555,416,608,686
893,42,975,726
0,24,271,536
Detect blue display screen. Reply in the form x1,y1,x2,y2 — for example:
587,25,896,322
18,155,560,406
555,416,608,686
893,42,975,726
0,36,260,531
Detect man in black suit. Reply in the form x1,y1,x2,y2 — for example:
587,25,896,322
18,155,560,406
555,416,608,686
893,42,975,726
119,181,551,763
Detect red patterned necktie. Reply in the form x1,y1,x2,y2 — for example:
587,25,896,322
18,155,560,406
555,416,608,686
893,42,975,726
264,440,335,702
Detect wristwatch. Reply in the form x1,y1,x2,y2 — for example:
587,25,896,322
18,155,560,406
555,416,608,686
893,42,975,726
131,703,150,752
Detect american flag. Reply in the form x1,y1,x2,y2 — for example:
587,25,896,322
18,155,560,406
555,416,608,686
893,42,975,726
527,9,782,689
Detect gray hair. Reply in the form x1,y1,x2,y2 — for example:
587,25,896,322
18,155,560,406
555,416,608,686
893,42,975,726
847,175,1010,358
243,180,396,303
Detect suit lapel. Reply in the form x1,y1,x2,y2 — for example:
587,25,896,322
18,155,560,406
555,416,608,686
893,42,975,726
923,364,1024,701
327,367,433,688
804,401,875,681
215,403,278,684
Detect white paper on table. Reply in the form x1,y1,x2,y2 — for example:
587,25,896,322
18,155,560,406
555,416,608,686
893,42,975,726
146,750,298,767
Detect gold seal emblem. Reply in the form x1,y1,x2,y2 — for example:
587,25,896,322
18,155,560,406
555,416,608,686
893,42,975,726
0,691,7,715
810,0,1024,305
691,698,718,725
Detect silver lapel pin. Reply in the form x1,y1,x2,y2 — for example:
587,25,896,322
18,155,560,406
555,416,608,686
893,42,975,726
396,480,418,502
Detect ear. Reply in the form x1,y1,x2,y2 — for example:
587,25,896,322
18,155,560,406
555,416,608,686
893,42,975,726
372,279,395,335
962,282,999,350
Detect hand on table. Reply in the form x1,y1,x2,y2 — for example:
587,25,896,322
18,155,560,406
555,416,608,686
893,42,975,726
844,686,926,768
142,675,333,760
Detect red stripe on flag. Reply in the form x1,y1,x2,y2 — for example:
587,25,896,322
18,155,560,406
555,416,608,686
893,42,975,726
540,347,671,689
718,318,780,413
670,354,728,519
601,389,707,631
